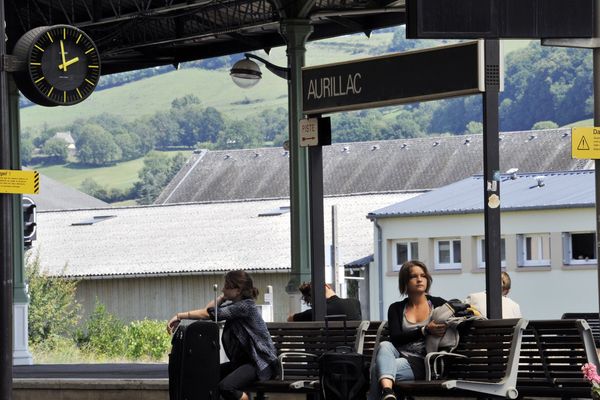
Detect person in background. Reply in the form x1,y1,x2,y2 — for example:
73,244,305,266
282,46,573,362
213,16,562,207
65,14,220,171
368,260,447,400
287,282,362,321
465,271,522,318
167,270,278,400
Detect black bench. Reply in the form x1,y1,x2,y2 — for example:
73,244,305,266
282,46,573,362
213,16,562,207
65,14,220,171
562,312,600,347
245,320,368,399
517,319,600,398
373,318,527,399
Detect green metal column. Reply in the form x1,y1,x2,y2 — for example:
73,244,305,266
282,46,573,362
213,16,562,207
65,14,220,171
280,20,313,302
10,75,32,365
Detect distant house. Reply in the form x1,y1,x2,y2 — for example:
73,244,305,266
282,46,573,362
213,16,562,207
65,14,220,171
367,170,597,320
53,131,76,150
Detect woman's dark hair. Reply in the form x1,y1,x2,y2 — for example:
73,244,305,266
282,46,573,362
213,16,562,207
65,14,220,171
224,270,259,300
298,282,312,306
398,260,432,295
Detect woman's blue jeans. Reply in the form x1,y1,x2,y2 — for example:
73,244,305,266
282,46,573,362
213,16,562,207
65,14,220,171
367,341,415,400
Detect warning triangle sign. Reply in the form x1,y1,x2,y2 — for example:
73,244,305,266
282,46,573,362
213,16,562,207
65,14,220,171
577,136,590,150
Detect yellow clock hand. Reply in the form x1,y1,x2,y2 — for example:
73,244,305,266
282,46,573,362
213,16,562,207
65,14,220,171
59,56,80,70
59,40,67,71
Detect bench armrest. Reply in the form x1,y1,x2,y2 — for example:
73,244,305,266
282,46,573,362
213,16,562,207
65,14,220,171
278,352,319,381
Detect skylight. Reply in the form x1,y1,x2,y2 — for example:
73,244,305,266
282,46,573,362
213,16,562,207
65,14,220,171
258,206,290,217
71,215,117,226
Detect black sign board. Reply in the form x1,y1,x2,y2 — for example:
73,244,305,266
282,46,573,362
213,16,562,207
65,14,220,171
302,41,483,115
407,0,595,39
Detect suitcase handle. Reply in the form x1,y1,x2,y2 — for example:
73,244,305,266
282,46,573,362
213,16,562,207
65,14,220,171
213,284,218,322
324,314,349,350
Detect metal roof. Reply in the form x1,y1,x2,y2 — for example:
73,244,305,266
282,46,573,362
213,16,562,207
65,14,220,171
156,128,591,203
369,170,596,218
33,192,420,278
6,0,406,75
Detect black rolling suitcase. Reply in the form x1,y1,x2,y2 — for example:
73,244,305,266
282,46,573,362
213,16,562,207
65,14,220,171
319,315,368,400
169,286,221,400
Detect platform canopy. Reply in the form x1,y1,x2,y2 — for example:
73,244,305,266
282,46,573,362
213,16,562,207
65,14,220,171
6,0,406,75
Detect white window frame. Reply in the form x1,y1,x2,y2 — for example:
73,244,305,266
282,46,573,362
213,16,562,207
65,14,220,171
391,240,419,272
434,238,462,270
563,232,597,265
477,237,507,269
517,233,551,267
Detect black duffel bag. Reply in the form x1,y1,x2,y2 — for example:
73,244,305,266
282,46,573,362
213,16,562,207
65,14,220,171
319,315,368,400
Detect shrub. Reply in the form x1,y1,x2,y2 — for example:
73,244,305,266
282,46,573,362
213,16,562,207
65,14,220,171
78,301,126,357
124,319,171,360
26,253,81,344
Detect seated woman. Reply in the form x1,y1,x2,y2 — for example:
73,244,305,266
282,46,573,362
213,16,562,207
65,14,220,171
167,270,278,400
368,260,447,400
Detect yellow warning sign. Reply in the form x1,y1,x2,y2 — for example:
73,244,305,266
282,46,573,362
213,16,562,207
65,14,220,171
0,170,40,194
571,127,600,159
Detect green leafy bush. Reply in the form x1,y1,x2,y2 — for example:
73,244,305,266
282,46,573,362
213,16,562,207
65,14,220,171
78,301,126,357
26,253,81,345
124,319,171,360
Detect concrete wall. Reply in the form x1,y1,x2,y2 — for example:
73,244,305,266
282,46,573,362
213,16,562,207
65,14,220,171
75,272,292,323
369,207,598,320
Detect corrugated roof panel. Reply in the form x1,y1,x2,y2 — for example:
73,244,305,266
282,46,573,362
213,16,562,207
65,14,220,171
34,192,421,278
370,170,596,218
157,129,589,204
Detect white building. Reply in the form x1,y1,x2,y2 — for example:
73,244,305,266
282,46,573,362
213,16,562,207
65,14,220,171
367,170,598,320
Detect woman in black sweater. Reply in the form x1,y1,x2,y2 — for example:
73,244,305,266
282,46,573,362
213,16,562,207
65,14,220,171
368,260,447,400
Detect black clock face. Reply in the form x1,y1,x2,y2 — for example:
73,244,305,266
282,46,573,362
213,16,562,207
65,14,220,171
13,25,101,106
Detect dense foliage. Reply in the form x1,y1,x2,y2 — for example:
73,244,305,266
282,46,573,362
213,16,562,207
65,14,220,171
26,253,81,345
26,255,171,361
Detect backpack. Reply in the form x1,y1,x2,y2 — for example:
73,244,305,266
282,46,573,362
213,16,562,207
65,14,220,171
318,316,368,400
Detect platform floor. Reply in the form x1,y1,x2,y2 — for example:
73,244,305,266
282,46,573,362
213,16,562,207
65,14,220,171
12,363,304,400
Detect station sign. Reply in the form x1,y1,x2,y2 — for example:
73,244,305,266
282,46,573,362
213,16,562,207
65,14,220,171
0,170,40,194
302,41,487,115
571,127,600,159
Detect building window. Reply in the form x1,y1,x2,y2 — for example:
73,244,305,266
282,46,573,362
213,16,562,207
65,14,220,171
517,233,550,267
563,232,597,265
392,240,419,272
435,239,461,270
477,237,506,268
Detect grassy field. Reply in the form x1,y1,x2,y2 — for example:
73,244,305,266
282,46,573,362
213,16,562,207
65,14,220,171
563,119,593,128
33,150,190,192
